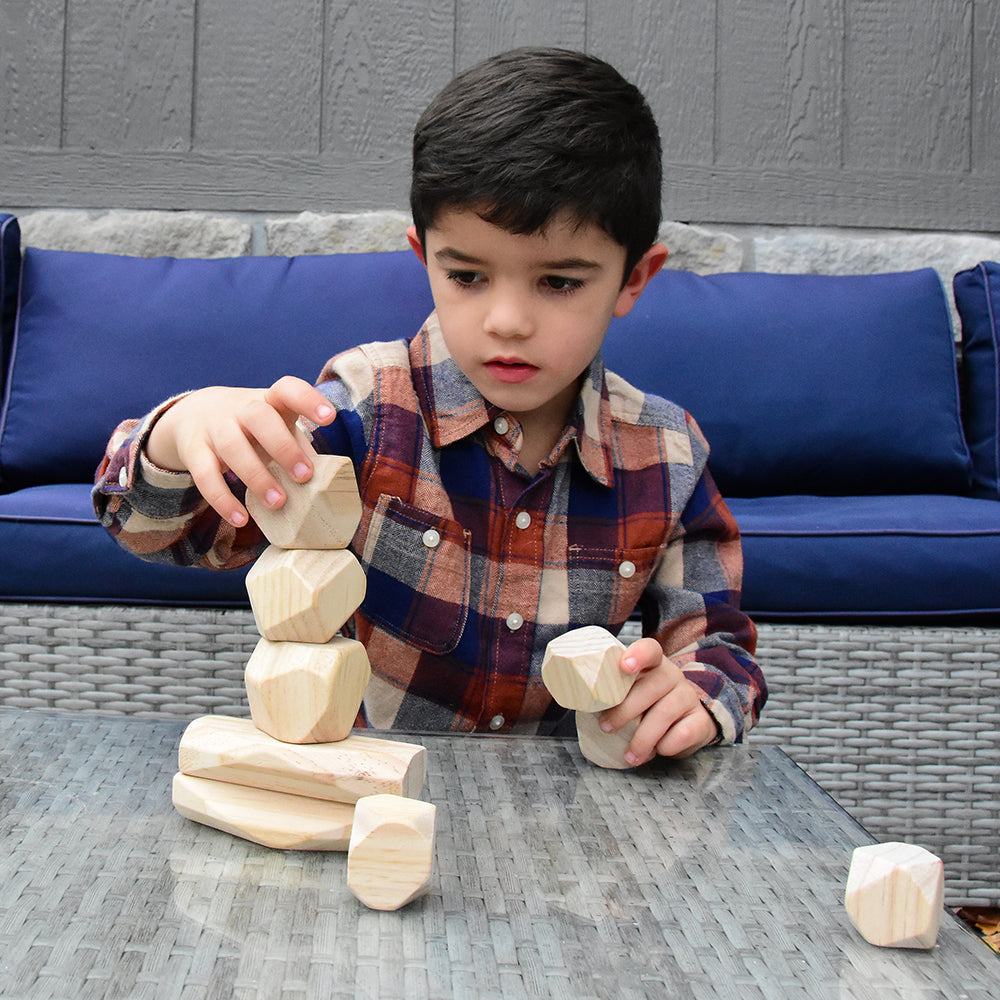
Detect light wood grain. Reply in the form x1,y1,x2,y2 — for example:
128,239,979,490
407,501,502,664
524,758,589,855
172,771,355,850
541,625,632,712
574,709,640,770
178,715,426,804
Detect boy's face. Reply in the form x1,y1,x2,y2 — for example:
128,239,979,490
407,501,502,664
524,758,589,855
408,207,665,434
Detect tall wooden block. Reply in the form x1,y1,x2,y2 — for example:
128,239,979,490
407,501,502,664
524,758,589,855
541,625,632,712
246,545,367,643
245,636,371,744
347,794,436,911
575,709,640,770
172,772,355,851
845,842,944,949
245,452,362,549
178,715,426,804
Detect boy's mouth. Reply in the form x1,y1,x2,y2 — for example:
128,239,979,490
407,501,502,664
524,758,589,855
485,357,539,384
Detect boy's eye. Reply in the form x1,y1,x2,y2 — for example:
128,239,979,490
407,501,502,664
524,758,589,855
544,275,584,293
446,269,483,287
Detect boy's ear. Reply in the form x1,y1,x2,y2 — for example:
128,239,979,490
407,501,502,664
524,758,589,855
406,225,426,265
613,243,668,318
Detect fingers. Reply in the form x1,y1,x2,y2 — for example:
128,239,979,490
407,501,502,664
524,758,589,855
263,375,336,428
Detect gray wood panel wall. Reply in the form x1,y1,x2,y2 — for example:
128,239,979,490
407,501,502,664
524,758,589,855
1,0,996,230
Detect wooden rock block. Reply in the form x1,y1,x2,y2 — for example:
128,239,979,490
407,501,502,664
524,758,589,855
845,842,944,949
246,545,367,643
172,772,355,850
178,715,427,804
348,794,436,911
575,709,640,770
541,625,632,712
245,452,362,549
245,636,371,744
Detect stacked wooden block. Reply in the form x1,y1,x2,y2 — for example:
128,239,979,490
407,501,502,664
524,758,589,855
171,451,436,910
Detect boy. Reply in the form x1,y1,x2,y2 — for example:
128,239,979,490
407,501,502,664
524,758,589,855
94,47,765,762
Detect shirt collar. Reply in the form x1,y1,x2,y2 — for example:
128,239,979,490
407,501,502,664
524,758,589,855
410,313,615,487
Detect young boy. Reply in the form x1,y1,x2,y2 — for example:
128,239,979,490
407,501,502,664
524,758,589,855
94,47,765,762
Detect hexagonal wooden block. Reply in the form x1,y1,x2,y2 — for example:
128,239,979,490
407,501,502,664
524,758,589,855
845,842,944,949
245,452,362,549
246,545,367,643
172,772,355,850
348,794,436,911
245,636,371,744
542,625,633,712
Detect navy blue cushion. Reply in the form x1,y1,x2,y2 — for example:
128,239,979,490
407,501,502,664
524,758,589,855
0,214,20,426
0,484,251,604
954,261,1000,499
603,268,972,498
731,494,1000,617
0,248,434,490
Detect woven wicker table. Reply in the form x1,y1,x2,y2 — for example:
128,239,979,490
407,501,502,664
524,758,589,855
0,708,994,999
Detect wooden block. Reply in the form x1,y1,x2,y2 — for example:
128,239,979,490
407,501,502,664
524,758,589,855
172,772,354,851
245,451,362,549
246,545,366,643
347,794,436,911
245,636,371,744
845,842,944,949
575,709,640,770
178,715,427,804
541,625,633,712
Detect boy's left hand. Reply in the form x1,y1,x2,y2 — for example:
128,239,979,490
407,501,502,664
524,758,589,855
598,637,719,763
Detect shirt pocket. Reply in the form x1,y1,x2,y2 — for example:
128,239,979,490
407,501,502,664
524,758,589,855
359,494,472,655
567,542,663,630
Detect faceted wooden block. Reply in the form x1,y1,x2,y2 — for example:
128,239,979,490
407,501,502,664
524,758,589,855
845,842,944,949
542,625,632,712
178,715,427,804
172,772,355,850
348,794,436,911
246,545,366,643
575,709,640,770
245,452,362,549
245,636,371,744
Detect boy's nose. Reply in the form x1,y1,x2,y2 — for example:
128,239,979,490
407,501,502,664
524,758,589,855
483,291,533,339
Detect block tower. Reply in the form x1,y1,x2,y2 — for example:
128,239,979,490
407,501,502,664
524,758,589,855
171,450,436,910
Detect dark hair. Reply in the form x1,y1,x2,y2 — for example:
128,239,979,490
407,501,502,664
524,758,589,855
410,47,662,276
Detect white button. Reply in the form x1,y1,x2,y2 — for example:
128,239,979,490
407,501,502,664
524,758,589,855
493,416,509,435
422,528,441,548
505,612,524,631
515,511,531,530
118,467,128,488
489,715,505,730
618,560,636,579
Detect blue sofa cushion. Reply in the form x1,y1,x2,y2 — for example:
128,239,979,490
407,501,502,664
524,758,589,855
954,261,1000,499
0,247,434,490
0,214,20,419
731,494,1000,617
603,268,972,498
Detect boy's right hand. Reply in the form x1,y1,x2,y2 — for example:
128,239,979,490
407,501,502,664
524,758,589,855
145,376,337,528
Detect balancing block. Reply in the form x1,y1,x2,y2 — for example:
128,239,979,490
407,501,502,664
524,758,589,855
542,625,632,712
845,842,944,949
245,635,371,744
347,794,436,911
575,709,640,770
178,715,426,804
172,772,355,850
246,546,367,643
245,452,362,549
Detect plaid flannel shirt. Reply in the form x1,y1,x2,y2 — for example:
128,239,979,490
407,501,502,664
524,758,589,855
94,314,765,741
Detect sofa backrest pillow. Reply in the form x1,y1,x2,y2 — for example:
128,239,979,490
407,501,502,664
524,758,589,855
954,261,1000,499
0,247,434,489
603,267,972,497
0,215,20,409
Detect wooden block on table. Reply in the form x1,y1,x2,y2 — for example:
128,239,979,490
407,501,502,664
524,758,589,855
845,842,944,949
541,625,632,712
245,452,362,549
246,545,367,643
178,715,427,804
348,794,436,911
245,635,371,744
575,709,640,770
172,772,355,851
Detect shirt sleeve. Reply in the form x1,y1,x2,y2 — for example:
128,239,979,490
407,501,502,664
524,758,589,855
91,394,265,570
640,416,767,744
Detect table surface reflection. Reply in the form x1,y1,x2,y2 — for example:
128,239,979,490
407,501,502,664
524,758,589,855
0,707,994,999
